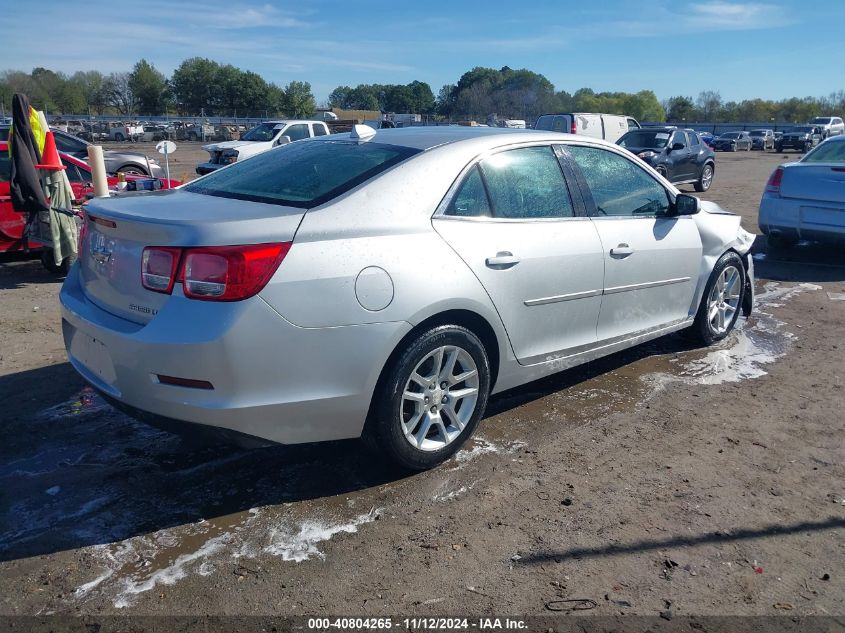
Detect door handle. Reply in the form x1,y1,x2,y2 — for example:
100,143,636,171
485,251,520,269
610,244,634,258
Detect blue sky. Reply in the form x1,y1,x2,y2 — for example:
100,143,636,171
0,0,842,104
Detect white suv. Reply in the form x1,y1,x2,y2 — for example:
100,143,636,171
810,116,844,139
197,120,330,174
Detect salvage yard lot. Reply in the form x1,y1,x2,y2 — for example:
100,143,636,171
0,151,843,616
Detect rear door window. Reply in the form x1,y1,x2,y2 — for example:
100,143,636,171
284,124,310,141
478,146,574,219
312,124,327,137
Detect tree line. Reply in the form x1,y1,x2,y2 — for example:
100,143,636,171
0,58,317,119
664,91,845,124
1,60,842,124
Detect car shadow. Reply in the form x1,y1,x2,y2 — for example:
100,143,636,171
0,252,65,289
752,236,845,283
0,363,416,563
0,324,708,564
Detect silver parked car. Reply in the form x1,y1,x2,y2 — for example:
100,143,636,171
759,134,845,248
61,127,755,470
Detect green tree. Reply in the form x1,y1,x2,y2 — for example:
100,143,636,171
171,57,220,115
129,59,168,115
283,81,316,118
696,90,722,122
665,96,695,121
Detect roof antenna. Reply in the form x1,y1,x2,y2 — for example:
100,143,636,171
350,124,376,142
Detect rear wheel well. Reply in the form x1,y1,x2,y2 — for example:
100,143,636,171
366,309,501,421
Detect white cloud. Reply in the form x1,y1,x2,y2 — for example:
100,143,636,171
687,1,780,29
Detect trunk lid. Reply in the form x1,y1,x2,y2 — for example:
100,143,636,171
79,190,305,324
780,163,845,202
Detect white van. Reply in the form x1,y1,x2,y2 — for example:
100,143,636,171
534,113,640,143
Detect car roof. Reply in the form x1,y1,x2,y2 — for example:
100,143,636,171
319,126,586,152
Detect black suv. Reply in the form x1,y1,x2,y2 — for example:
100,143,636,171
775,126,822,153
616,127,716,192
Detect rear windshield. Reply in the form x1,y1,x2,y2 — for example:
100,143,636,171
534,115,571,132
184,139,420,208
617,130,671,149
802,141,845,163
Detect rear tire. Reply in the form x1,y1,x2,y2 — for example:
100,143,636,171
687,251,746,346
364,325,491,471
694,163,714,192
41,250,75,275
116,163,148,176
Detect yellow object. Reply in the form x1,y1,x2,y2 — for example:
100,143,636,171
7,105,46,157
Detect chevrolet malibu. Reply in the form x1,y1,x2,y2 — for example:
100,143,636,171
61,127,755,470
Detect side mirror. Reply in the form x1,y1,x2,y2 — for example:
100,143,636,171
275,135,291,146
674,193,699,216
670,142,685,151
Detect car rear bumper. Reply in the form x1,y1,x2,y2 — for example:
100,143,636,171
195,162,223,175
60,264,411,445
759,195,845,243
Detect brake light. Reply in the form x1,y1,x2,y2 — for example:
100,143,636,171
765,167,784,194
142,243,290,300
570,119,577,135
142,247,182,293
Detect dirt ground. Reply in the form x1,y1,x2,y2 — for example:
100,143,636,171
0,149,843,620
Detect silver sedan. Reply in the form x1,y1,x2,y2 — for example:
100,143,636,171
61,127,755,470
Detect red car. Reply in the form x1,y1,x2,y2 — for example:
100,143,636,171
0,141,179,254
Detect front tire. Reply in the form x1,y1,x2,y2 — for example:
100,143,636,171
695,163,714,192
688,252,746,346
365,325,491,470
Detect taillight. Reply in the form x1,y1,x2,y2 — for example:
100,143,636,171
143,243,290,300
570,119,577,135
765,167,784,194
142,247,182,293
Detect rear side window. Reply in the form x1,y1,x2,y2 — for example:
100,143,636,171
479,146,574,219
312,124,327,137
284,124,310,141
53,132,87,153
446,166,490,217
535,115,571,133
185,140,419,208
567,145,671,217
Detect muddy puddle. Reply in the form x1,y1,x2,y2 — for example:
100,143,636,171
0,282,815,609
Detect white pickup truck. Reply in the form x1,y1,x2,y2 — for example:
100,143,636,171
108,122,144,142
196,120,330,175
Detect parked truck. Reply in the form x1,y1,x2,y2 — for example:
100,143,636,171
108,122,144,142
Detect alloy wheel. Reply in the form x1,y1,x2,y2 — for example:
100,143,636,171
400,345,479,451
701,165,713,189
707,265,741,334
